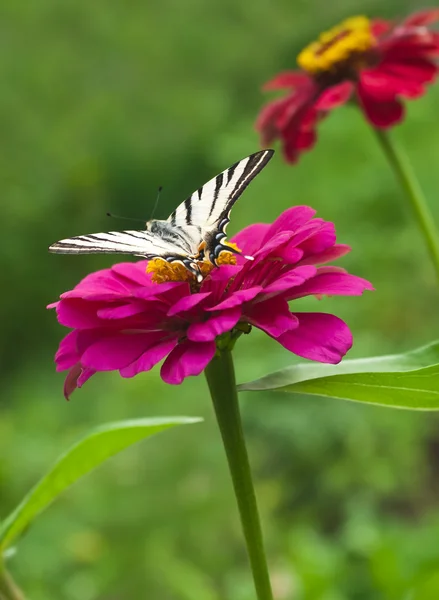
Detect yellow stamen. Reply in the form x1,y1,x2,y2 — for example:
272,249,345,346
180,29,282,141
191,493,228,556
297,16,375,74
146,242,241,285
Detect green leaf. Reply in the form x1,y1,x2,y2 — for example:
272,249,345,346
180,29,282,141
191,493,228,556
238,341,439,410
0,417,202,551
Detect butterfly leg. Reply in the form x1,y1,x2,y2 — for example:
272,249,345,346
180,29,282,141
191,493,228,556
207,232,254,267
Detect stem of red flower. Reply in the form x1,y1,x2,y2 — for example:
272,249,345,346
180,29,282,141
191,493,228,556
374,128,439,284
0,563,25,600
205,350,274,600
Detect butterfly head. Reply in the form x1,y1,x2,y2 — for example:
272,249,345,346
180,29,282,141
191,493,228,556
145,219,159,232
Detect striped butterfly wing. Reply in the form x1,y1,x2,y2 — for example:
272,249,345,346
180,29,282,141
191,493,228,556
49,150,274,270
168,149,274,237
48,229,186,258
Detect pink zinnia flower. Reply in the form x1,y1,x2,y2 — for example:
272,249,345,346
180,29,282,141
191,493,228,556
257,10,439,163
49,207,373,398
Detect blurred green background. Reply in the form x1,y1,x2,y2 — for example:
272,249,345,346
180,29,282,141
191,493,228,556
1,0,439,598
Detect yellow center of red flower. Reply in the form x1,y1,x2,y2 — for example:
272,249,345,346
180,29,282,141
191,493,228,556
146,243,240,285
297,16,375,74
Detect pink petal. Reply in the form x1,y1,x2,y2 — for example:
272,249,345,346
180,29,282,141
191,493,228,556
186,308,241,342
263,71,312,90
230,223,271,257
61,269,131,301
262,265,317,295
356,84,404,128
255,220,328,264
120,337,178,377
315,82,353,110
111,261,150,286
81,332,165,371
315,266,347,275
260,221,322,260
160,341,216,385
77,367,95,387
60,289,130,302
167,292,211,317
288,272,374,300
263,206,317,240
276,313,353,363
73,330,106,355
56,299,104,329
253,231,294,261
97,302,148,320
133,281,189,301
201,265,243,298
206,287,262,311
299,244,351,266
246,297,298,337
278,246,304,264
64,364,95,400
299,221,336,255
55,330,80,371
206,265,242,283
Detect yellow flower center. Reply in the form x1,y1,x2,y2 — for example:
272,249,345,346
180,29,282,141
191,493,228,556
297,16,375,74
146,243,240,285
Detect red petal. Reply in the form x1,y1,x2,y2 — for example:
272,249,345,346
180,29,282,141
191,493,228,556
315,81,353,110
371,19,392,37
381,57,438,84
381,34,439,59
282,110,319,163
295,129,317,150
263,71,311,90
276,93,311,129
256,95,295,145
257,80,319,164
403,9,439,27
359,68,424,100
356,83,404,128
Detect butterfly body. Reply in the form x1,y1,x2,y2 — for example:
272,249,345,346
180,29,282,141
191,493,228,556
146,219,201,255
49,149,274,282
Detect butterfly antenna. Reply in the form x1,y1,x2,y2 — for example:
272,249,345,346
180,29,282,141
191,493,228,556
149,186,163,220
106,213,146,224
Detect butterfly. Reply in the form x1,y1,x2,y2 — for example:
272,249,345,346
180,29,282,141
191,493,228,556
49,149,274,282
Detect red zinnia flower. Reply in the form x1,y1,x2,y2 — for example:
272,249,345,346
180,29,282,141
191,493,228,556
49,207,373,399
257,10,439,163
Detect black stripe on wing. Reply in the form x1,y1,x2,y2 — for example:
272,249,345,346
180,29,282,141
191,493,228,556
205,150,275,265
168,149,274,229
184,197,192,225
48,230,186,258
207,149,274,241
208,172,224,218
219,149,274,221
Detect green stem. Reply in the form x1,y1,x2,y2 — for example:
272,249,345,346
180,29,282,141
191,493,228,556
374,128,439,284
205,350,273,600
0,564,25,600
